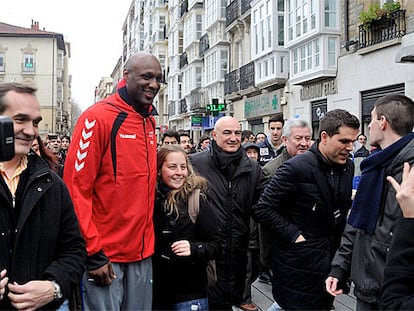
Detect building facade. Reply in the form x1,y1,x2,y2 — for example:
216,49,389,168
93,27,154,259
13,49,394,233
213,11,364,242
285,0,414,142
116,0,414,144
0,20,72,136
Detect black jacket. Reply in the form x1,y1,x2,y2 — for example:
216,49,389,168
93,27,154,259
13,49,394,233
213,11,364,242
330,139,414,305
379,218,414,310
152,189,220,308
190,147,265,306
255,143,354,310
257,137,284,166
0,153,86,310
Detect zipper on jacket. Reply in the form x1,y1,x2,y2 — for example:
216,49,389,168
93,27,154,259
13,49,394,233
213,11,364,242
12,194,15,208
141,117,150,259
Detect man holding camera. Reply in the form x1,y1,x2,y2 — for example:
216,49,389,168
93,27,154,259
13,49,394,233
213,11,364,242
0,82,86,310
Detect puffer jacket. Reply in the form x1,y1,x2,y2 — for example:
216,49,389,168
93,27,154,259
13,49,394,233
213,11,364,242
257,137,284,166
255,143,354,310
330,138,414,305
190,148,265,306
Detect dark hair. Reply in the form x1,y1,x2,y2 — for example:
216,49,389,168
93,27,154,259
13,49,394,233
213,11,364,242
179,131,192,143
374,94,414,136
199,135,210,144
241,130,254,141
268,115,284,127
0,82,37,114
319,109,360,139
34,136,62,174
61,135,71,143
161,129,179,144
357,133,367,140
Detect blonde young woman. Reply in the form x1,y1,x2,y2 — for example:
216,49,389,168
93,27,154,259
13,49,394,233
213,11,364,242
153,145,220,311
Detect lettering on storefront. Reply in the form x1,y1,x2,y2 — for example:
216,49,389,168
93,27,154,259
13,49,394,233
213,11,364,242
300,79,337,101
244,91,282,118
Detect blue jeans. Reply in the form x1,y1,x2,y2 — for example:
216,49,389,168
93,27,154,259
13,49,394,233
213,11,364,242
267,301,284,311
56,299,69,311
173,298,208,311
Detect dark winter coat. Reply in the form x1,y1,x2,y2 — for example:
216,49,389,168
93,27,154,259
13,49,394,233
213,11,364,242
0,153,86,310
255,143,354,310
152,188,220,309
190,148,265,306
330,139,414,305
257,137,284,166
379,218,414,310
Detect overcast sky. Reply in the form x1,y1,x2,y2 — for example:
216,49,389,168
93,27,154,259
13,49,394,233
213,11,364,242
1,1,132,111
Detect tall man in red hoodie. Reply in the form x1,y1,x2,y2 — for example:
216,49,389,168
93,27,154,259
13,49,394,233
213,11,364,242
64,52,162,310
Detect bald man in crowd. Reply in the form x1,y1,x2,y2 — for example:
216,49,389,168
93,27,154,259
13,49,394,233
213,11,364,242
190,116,265,310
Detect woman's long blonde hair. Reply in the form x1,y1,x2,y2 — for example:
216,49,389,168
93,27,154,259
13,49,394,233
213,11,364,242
157,145,208,218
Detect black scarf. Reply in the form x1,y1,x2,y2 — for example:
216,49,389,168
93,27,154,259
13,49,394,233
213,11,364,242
211,140,243,177
348,133,414,234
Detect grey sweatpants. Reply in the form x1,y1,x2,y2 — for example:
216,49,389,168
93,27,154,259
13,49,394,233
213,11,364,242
82,257,152,310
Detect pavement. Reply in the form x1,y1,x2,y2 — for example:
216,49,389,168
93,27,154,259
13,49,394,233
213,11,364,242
238,279,357,311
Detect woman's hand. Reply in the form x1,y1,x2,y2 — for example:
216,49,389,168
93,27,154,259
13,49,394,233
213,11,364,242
171,240,191,257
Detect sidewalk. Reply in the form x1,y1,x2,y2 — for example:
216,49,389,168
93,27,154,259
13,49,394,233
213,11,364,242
248,280,356,311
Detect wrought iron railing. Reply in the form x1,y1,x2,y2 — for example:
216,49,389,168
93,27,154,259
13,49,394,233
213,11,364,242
180,0,188,18
359,9,406,49
241,0,252,15
224,69,240,95
226,0,239,27
199,34,210,57
179,52,188,69
239,62,255,90
179,98,187,114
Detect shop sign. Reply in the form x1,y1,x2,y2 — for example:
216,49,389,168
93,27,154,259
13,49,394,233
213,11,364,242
244,91,281,118
300,79,337,101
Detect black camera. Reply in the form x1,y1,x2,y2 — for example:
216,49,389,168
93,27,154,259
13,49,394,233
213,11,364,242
0,116,14,161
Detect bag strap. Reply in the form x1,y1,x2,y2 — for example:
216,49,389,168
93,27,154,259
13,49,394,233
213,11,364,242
188,189,201,223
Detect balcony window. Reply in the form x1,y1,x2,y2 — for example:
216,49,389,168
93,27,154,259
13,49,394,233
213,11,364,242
196,67,202,88
196,15,202,39
278,15,284,45
220,50,228,79
328,37,336,66
307,44,312,69
311,0,316,29
325,0,336,28
315,39,320,67
267,16,272,48
293,50,298,74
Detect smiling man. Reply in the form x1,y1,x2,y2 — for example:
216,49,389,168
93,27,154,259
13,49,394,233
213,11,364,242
64,52,162,310
190,116,265,310
0,82,85,310
255,109,360,310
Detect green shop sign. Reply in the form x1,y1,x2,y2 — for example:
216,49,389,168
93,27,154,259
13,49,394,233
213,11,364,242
244,92,281,118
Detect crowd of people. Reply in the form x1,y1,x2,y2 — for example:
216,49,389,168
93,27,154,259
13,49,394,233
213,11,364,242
0,52,414,311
